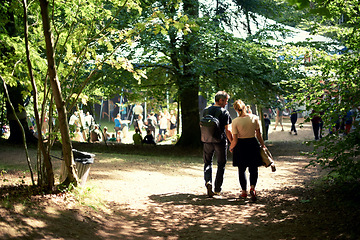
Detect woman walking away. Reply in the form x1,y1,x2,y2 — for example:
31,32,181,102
229,100,267,202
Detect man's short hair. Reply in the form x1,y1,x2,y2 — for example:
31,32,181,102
215,91,230,102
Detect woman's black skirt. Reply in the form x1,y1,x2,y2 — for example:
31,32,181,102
232,137,263,167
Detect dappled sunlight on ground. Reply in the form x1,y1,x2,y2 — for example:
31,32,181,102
1,119,359,239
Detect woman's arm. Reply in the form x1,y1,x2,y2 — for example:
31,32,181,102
255,128,266,148
229,133,238,152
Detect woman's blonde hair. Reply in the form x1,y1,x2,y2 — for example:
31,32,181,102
233,100,246,113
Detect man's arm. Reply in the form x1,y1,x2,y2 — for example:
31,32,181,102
225,125,232,143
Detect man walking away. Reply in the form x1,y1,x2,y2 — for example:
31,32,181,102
290,109,298,135
201,91,232,197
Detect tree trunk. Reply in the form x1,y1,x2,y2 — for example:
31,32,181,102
6,85,35,144
23,0,54,189
175,0,201,147
176,76,201,147
257,105,266,141
2,2,36,145
39,0,78,186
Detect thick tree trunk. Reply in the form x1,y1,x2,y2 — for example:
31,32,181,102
175,0,201,147
6,83,37,144
176,76,201,147
2,2,36,145
39,0,78,186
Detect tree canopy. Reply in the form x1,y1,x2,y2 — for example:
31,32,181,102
284,0,360,182
2,0,357,188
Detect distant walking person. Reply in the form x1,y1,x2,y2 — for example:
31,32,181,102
289,110,298,135
263,114,271,141
201,91,232,197
273,107,284,131
229,100,267,202
311,110,323,140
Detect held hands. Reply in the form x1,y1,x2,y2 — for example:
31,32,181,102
229,143,236,153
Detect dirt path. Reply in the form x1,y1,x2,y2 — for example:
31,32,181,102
1,120,359,239
84,122,320,239
89,118,316,208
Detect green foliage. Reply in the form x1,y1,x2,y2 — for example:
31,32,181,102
1,0,150,188
118,1,301,109
286,0,360,183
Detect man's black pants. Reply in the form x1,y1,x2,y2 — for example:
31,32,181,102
203,142,227,193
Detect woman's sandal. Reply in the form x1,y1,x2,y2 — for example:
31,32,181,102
250,188,257,202
240,192,247,198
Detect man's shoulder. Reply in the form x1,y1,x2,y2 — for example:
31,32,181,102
204,105,223,114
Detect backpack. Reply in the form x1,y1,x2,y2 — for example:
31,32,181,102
200,108,222,143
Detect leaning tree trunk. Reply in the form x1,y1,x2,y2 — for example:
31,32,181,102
39,0,78,186
23,0,54,189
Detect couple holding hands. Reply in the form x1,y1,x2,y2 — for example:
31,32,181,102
203,91,268,201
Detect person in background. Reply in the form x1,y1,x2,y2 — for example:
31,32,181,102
119,103,127,120
133,128,143,145
146,112,157,137
73,127,85,142
109,100,115,121
29,125,39,139
246,105,252,114
143,129,156,145
133,103,144,120
116,131,122,143
138,114,145,132
169,110,177,137
157,112,168,142
273,105,284,131
29,125,35,135
230,99,267,202
344,109,355,135
90,125,102,143
103,126,110,141
311,110,322,140
263,114,271,141
84,112,94,130
69,111,79,133
133,114,145,134
114,114,122,138
289,109,298,135
108,133,117,143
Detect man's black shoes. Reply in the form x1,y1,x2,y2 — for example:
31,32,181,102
206,182,214,198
